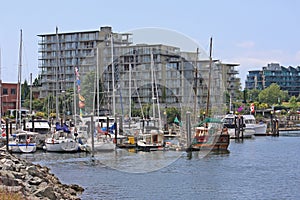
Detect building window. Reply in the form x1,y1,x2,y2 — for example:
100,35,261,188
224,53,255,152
3,88,8,95
11,88,16,95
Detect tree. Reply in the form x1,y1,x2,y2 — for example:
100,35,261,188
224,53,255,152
81,71,96,114
165,107,180,124
258,83,288,105
248,89,260,102
289,96,298,112
21,79,30,103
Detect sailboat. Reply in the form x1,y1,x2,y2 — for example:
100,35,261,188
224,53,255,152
81,34,117,152
8,129,38,153
44,122,79,152
43,27,79,152
5,30,39,153
188,38,230,151
136,51,165,151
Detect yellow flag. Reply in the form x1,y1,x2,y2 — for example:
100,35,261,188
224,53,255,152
79,94,85,101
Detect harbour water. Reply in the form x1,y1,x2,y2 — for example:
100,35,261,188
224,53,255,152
17,135,300,200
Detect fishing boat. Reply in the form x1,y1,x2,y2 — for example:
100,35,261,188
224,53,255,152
187,37,230,152
8,130,38,153
188,118,229,151
137,119,165,151
44,123,79,152
136,52,165,151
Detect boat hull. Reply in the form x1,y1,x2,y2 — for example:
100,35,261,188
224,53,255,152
253,124,267,136
137,141,164,151
228,128,255,139
85,137,115,152
8,143,37,153
44,138,79,152
189,134,230,151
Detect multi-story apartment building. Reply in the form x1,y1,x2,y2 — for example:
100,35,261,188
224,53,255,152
38,26,132,98
245,63,300,96
37,26,240,117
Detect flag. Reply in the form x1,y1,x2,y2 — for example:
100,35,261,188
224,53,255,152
250,103,255,113
79,101,85,108
79,94,85,101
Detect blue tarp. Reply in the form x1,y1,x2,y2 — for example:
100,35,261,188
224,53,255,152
100,123,116,132
55,122,71,133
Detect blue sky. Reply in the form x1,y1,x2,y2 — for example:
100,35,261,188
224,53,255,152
0,0,299,88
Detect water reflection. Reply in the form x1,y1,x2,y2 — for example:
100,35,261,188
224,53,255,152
17,149,185,173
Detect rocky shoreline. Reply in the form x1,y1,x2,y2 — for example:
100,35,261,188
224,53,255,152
0,150,84,199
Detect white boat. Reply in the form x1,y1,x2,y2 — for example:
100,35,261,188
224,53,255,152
24,119,51,149
136,52,165,151
222,114,255,139
243,114,267,136
86,134,115,152
137,129,165,151
82,122,116,152
44,130,79,152
8,130,38,153
137,118,165,151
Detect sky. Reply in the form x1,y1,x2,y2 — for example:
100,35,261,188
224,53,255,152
0,0,300,88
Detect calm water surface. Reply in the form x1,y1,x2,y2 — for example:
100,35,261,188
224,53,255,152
19,136,300,200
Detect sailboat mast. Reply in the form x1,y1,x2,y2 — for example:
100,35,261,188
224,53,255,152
129,64,132,119
30,73,32,114
111,34,116,117
150,51,155,119
96,47,100,116
154,64,162,129
205,37,213,117
17,29,22,128
73,70,76,124
193,48,199,123
55,27,59,121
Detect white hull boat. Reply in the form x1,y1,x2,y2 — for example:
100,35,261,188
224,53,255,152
8,130,38,153
86,135,115,152
137,129,165,151
222,114,255,139
44,130,79,152
243,115,267,136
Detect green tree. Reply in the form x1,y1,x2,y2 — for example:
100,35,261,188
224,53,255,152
289,96,298,112
258,83,287,105
81,71,96,114
21,79,30,103
31,76,41,87
165,107,180,124
248,89,260,102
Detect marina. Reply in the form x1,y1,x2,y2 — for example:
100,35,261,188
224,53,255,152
15,134,300,200
1,1,300,199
